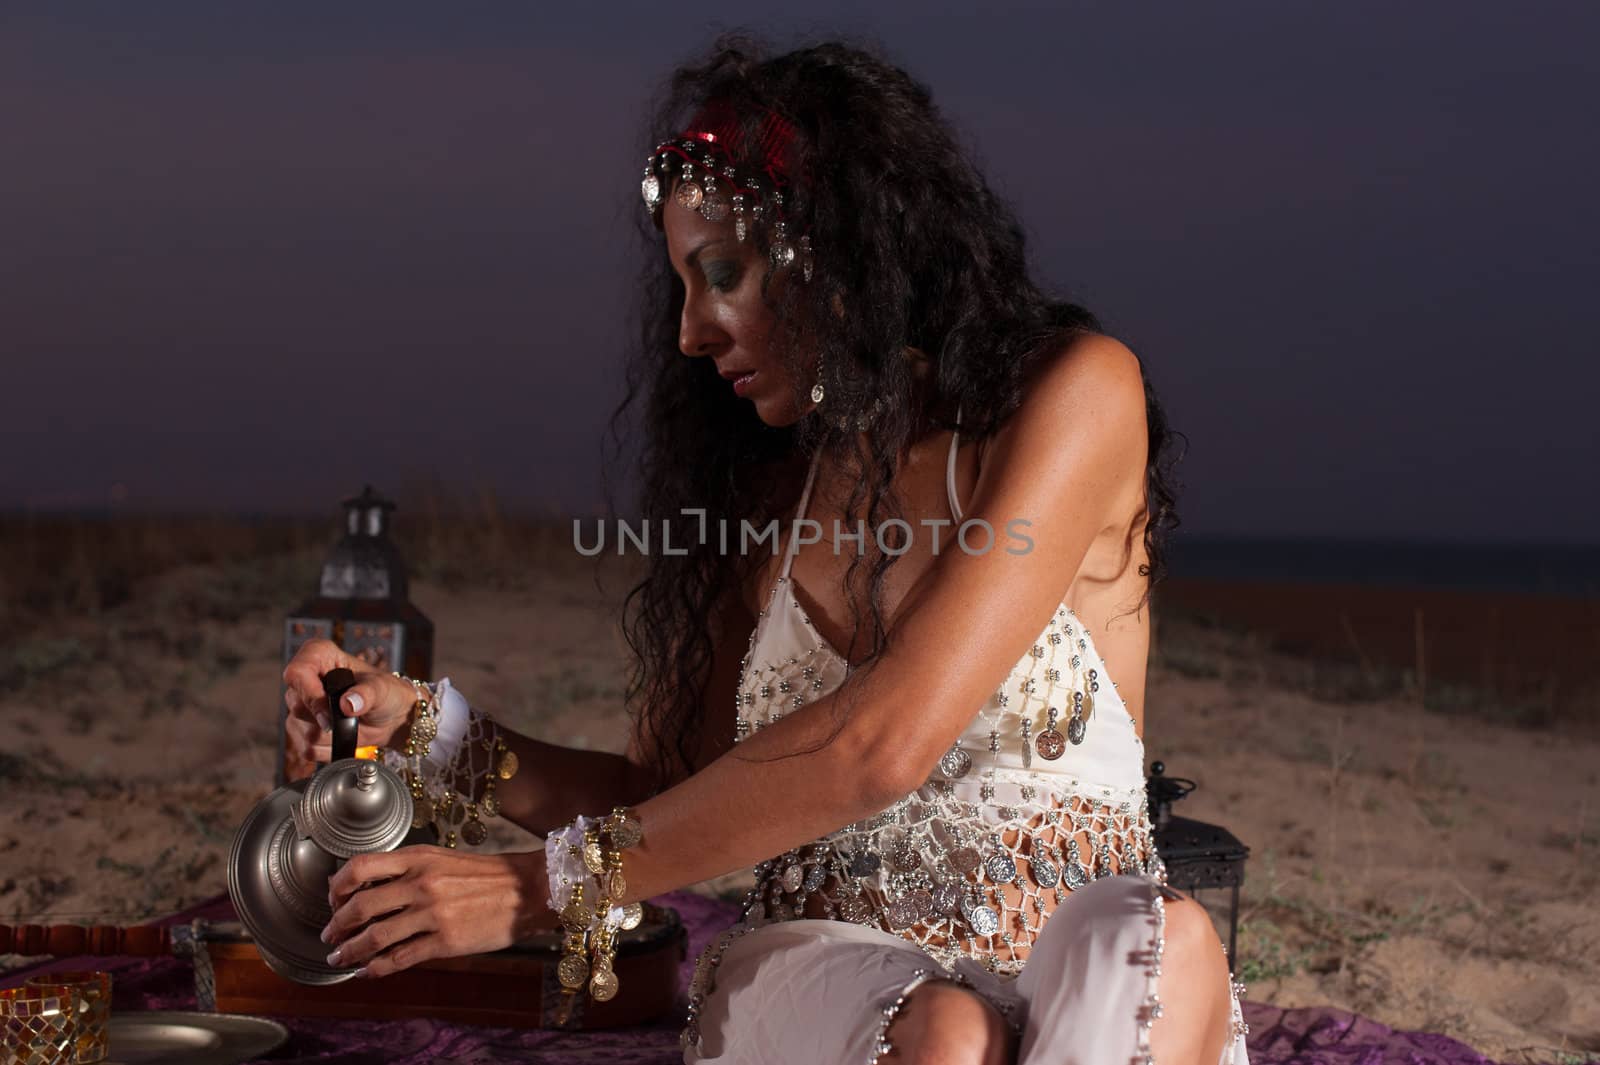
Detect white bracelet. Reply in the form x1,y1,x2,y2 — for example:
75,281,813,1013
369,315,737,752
544,817,627,929
546,817,600,913
427,676,471,773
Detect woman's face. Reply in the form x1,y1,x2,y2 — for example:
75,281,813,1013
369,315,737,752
663,197,815,426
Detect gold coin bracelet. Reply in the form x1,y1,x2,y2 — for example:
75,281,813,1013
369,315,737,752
545,807,646,1008
395,673,437,831
555,878,593,1026
591,807,645,1000
387,674,518,847
547,818,600,1022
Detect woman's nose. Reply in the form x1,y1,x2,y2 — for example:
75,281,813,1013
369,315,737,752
679,301,727,358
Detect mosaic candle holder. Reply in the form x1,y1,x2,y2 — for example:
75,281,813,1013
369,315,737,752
1,983,80,1065
26,971,111,1063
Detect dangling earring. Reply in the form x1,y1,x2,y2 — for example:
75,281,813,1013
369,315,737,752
811,355,825,405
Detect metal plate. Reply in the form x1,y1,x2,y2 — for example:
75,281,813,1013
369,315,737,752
107,1011,288,1064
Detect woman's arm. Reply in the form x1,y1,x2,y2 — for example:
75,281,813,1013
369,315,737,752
289,575,749,840
614,334,1151,904
285,651,659,837
448,585,750,835
448,725,652,836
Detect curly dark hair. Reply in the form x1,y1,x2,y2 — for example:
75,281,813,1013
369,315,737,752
606,34,1183,793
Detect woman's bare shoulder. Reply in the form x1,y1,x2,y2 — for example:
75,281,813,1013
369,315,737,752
979,331,1150,515
1019,331,1147,424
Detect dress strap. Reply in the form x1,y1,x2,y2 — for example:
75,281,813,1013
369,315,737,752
945,402,965,524
780,449,823,582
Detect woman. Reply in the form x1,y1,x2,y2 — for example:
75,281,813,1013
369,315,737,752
283,37,1249,1065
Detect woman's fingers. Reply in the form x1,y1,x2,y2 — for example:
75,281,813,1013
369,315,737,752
327,851,413,912
284,685,330,731
312,849,554,980
284,713,331,763
353,927,446,980
288,712,390,763
334,677,384,721
321,874,409,947
285,686,330,761
321,901,435,972
282,638,359,717
288,707,402,763
281,640,413,750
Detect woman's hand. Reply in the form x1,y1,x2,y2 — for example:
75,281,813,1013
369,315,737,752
319,846,556,978
282,638,419,763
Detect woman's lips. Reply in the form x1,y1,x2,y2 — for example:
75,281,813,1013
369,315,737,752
731,370,759,397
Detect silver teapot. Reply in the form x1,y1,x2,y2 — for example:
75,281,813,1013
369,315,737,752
228,667,433,984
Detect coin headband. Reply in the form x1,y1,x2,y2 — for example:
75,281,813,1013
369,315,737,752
639,102,815,280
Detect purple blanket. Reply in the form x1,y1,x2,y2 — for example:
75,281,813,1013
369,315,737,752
3,893,1507,1065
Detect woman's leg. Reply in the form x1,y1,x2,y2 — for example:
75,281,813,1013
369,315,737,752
1147,893,1233,1065
879,978,1017,1065
1012,874,1237,1065
682,881,1239,1065
683,920,1012,1065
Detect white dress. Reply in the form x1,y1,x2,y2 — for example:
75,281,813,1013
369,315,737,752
681,414,1251,1065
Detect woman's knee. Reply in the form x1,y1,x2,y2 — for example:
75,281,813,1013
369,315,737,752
1149,894,1232,1065
881,979,1013,1065
1160,892,1215,946
1026,871,1159,968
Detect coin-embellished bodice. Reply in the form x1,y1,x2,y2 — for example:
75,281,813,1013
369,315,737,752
729,416,1162,975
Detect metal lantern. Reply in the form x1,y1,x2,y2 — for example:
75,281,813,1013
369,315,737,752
277,485,434,786
1146,761,1250,973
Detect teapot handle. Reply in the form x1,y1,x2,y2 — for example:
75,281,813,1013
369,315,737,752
321,667,360,763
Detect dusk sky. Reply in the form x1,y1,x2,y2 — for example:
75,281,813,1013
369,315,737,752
5,2,1596,543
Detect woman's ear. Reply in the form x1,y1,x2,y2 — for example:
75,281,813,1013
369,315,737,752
831,291,845,319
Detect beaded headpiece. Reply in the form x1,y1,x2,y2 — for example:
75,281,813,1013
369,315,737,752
639,99,814,281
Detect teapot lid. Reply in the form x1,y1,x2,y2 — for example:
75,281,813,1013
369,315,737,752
295,758,414,858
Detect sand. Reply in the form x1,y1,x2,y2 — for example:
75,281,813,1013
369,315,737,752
1,553,1595,1062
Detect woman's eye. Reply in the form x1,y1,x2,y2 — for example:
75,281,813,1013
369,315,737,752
703,262,739,291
